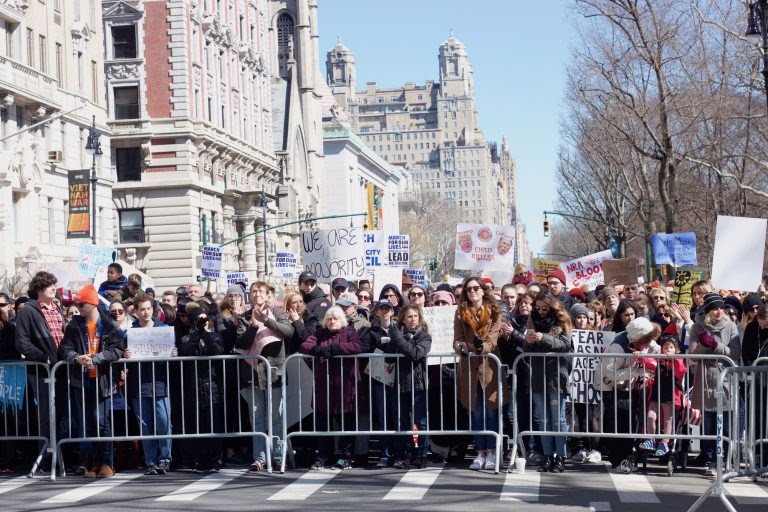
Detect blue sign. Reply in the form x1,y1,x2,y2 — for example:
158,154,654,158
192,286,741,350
0,364,26,410
651,232,698,267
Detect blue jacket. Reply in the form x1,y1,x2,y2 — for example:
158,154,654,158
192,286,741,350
98,275,128,300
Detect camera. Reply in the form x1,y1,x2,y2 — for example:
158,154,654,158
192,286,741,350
195,314,208,331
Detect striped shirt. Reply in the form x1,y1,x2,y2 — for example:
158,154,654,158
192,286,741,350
39,300,64,347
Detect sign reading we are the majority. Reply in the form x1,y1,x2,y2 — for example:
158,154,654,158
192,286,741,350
300,227,366,282
454,223,515,272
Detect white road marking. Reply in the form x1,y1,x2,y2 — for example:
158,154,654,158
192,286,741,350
588,501,612,511
156,469,246,501
267,470,339,501
725,479,768,503
383,467,443,500
0,476,37,495
500,471,540,502
606,471,659,503
42,472,143,503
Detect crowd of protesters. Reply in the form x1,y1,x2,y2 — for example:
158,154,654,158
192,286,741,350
0,262,767,480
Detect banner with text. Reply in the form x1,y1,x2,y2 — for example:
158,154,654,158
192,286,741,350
651,232,698,267
559,250,613,291
387,234,410,268
673,269,704,308
533,258,561,283
422,305,458,362
404,269,427,287
127,326,176,358
0,364,26,409
274,252,299,278
201,246,222,279
568,329,615,404
454,223,516,272
66,170,91,239
363,231,388,273
300,227,366,282
78,243,117,280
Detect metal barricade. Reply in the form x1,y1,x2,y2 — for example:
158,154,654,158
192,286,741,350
509,352,738,475
0,361,52,478
50,354,275,480
280,351,506,474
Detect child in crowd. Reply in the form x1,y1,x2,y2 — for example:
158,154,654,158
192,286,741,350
98,263,128,300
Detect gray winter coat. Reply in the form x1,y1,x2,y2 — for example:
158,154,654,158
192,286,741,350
688,317,740,411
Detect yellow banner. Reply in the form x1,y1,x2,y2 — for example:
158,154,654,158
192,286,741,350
366,183,375,230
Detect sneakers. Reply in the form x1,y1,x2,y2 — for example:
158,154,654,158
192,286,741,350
572,449,587,463
639,439,656,452
469,454,486,470
157,462,169,475
653,443,669,457
704,465,717,478
585,449,602,463
83,466,98,478
144,464,158,476
376,457,390,468
333,458,352,470
393,459,408,470
310,461,324,470
96,465,115,478
526,452,545,466
483,454,497,470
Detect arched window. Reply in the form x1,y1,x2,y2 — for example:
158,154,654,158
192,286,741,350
276,13,294,78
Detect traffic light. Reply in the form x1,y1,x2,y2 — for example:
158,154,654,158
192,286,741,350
429,259,438,271
543,219,550,237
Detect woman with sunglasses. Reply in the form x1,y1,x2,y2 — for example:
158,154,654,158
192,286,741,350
109,300,132,332
355,290,373,317
407,286,427,308
453,276,507,471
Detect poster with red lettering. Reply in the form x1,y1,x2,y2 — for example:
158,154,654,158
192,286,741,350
454,223,516,271
559,250,614,291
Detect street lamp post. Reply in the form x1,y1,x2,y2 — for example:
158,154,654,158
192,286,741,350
746,1,768,113
84,115,102,245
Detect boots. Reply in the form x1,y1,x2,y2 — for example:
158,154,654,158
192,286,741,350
538,456,553,472
550,455,565,473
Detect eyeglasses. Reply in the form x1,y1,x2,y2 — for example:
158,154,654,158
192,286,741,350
357,295,371,301
466,285,483,293
546,280,561,287
110,309,125,315
409,292,424,297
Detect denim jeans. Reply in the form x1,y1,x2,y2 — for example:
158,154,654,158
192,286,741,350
371,382,398,460
470,388,499,451
71,380,113,466
392,390,429,459
532,389,567,457
241,387,283,464
131,396,171,466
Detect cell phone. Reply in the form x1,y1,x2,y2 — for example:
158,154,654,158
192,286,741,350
524,329,534,336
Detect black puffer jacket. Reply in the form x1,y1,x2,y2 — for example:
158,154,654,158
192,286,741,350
524,311,572,394
389,325,432,393
301,286,330,329
179,328,224,406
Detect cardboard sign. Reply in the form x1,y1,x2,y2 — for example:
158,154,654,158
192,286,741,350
533,258,561,282
711,215,767,292
363,350,396,387
387,235,410,268
673,270,704,308
300,227,366,282
363,231,388,272
0,364,26,409
201,246,222,279
568,329,616,404
602,258,639,286
127,326,176,358
422,305,458,362
559,250,613,291
404,269,427,287
651,232,698,267
79,243,117,279
454,223,516,272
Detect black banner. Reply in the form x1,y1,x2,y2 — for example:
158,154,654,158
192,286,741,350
66,170,90,239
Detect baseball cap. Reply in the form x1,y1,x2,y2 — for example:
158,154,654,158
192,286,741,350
335,292,358,307
331,277,349,290
375,298,395,310
298,271,317,284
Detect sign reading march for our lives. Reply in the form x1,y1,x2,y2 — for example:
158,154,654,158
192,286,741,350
387,235,410,268
568,329,616,404
274,252,299,278
404,269,427,287
127,326,176,358
454,223,516,272
79,243,117,279
201,246,222,279
422,305,458,363
363,231,387,273
300,227,365,282
651,232,698,267
0,364,26,409
560,250,613,291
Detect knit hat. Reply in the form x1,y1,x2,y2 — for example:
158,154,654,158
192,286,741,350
75,284,100,306
225,284,244,298
569,288,586,302
335,292,358,307
743,293,762,312
724,295,743,318
626,317,654,342
570,303,589,318
482,277,495,289
547,268,567,285
702,293,725,314
431,290,455,305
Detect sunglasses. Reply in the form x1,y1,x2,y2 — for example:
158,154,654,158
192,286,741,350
357,295,371,301
384,293,397,298
516,273,527,277
0,303,8,307
466,285,483,293
409,292,424,297
177,311,188,317
110,309,125,315
75,302,87,308
434,301,450,306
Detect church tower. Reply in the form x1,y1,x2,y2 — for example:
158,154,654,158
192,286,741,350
438,31,474,97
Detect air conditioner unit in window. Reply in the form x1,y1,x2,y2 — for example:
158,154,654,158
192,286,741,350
47,150,62,163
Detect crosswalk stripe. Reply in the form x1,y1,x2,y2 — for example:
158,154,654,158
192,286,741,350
499,471,540,502
606,470,659,503
41,471,143,503
383,467,443,500
156,469,246,501
0,476,37,495
725,479,768,503
588,501,612,511
267,470,339,501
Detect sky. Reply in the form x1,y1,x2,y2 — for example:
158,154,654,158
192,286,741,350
316,0,576,256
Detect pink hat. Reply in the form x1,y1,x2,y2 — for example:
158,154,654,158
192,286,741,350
431,290,455,305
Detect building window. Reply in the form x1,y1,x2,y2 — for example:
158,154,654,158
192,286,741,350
55,43,62,84
276,12,294,78
115,147,141,181
25,28,33,67
38,35,46,72
119,209,144,243
111,25,137,59
113,86,139,119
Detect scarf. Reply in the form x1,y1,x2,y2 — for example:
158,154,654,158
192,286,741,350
530,310,563,337
460,303,492,337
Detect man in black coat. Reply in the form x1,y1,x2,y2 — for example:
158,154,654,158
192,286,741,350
298,271,330,335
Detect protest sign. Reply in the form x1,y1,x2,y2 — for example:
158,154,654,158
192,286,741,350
373,266,403,299
274,252,299,278
651,232,698,267
363,350,396,387
673,270,704,308
79,243,117,279
0,364,26,409
284,357,313,428
559,250,613,291
533,258,561,282
300,227,366,282
363,231,388,273
404,269,427,287
568,329,615,404
201,246,222,279
387,235,410,268
454,223,516,272
603,258,639,286
711,215,767,292
225,272,248,288
127,326,176,358
422,305,458,362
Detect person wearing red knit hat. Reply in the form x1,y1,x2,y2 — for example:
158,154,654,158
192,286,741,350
547,269,575,310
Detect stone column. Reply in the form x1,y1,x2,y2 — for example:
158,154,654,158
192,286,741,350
240,218,258,273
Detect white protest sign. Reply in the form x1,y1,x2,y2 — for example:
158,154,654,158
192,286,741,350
79,244,117,279
711,215,767,292
127,326,176,358
284,357,314,428
373,266,403,300
274,252,298,278
363,231,388,272
226,272,248,287
300,227,366,282
404,269,427,287
568,329,615,404
201,246,222,279
560,250,613,291
454,223,516,272
422,305,457,362
387,234,410,268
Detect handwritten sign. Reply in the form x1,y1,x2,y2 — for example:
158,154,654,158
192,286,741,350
651,232,698,267
0,364,26,409
560,250,613,291
387,235,410,268
201,246,222,279
533,258,561,283
603,258,639,286
568,329,615,404
422,305,458,363
79,243,117,279
673,270,703,308
454,223,516,271
127,326,176,358
300,227,366,282
363,231,388,272
404,269,427,287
